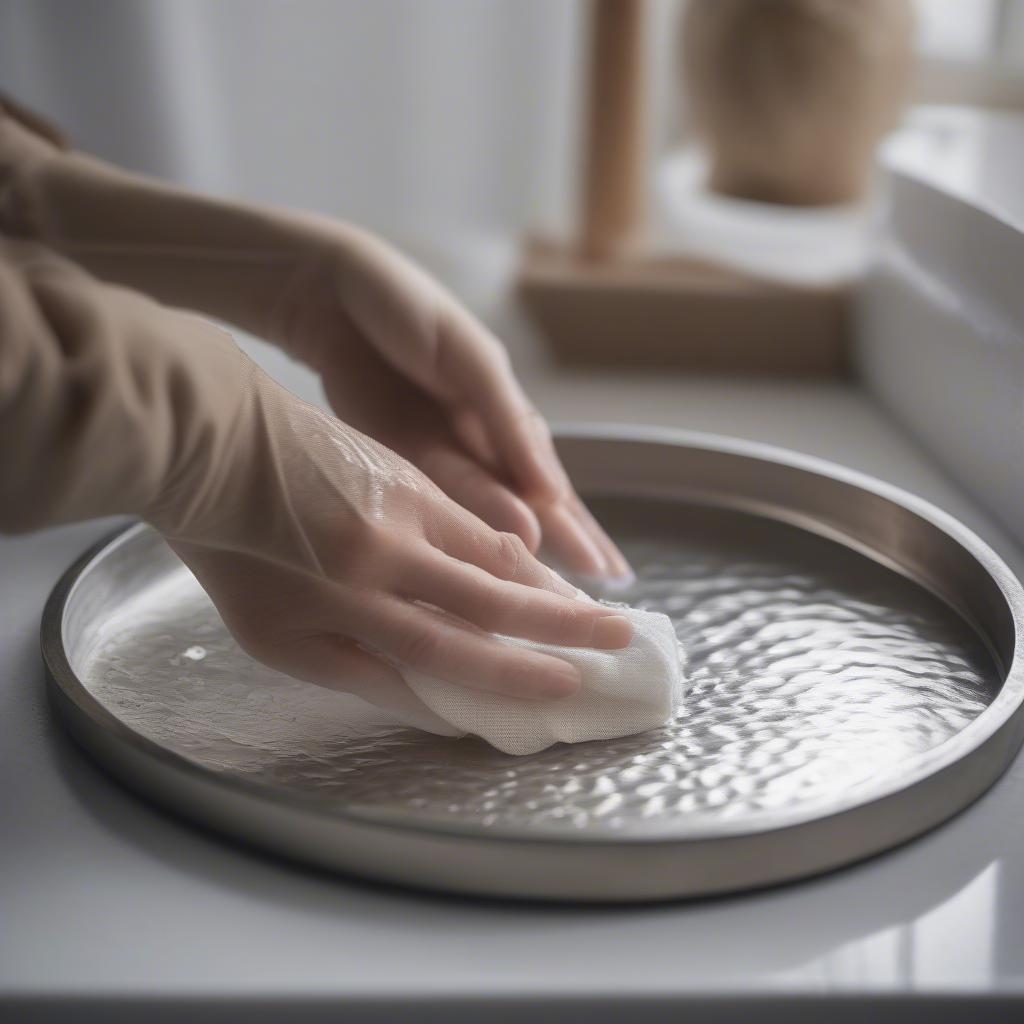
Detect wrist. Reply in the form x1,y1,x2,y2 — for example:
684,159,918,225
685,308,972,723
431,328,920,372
142,320,265,547
147,355,356,581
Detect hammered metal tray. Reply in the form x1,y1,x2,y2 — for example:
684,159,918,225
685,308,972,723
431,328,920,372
43,429,1024,901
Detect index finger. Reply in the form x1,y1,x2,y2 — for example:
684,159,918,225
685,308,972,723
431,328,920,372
433,303,569,502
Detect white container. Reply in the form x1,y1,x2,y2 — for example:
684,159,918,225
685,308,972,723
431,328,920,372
857,107,1024,548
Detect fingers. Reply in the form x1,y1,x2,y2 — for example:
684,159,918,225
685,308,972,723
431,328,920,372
175,546,584,704
396,545,633,648
338,237,628,571
569,493,634,582
433,312,634,582
419,444,542,552
435,307,568,501
267,634,455,732
433,511,577,599
264,631,405,700
419,486,574,595
355,596,585,699
537,496,635,583
536,502,611,578
421,436,632,587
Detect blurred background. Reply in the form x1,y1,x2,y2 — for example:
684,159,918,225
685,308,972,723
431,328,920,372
0,0,589,250
2,0,1023,441
3,0,1022,269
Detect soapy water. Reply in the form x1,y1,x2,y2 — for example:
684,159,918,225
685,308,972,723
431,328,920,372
81,499,999,834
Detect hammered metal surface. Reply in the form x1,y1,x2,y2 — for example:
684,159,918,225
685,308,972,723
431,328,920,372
75,499,1000,836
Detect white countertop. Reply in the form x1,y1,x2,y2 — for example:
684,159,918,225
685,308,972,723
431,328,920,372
5,303,1024,1020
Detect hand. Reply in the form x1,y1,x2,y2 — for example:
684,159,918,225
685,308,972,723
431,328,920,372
0,120,626,581
272,221,633,583
148,364,634,704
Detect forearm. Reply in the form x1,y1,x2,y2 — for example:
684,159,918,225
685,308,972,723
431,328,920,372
0,240,258,535
0,104,329,357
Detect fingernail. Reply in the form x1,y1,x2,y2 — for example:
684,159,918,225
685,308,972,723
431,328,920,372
610,551,636,582
591,614,633,649
578,560,635,589
602,568,637,591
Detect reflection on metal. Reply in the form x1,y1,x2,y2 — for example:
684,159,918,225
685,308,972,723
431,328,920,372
43,429,1024,902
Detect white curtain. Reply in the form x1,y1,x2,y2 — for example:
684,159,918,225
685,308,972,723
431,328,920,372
0,0,616,243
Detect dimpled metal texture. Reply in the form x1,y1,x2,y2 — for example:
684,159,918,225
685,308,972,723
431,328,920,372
78,498,1000,838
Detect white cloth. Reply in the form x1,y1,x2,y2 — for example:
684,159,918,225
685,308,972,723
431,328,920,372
400,604,684,756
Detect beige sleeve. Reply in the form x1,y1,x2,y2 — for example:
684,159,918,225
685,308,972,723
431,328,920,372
0,99,329,365
0,239,258,535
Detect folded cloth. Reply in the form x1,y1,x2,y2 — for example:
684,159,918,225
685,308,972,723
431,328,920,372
400,603,684,756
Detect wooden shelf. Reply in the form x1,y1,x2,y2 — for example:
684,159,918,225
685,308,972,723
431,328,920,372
517,239,852,377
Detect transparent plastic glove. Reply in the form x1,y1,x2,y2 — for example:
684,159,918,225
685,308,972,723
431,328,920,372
149,367,636,706
0,242,632,712
286,227,630,585
1,102,632,582
275,221,635,584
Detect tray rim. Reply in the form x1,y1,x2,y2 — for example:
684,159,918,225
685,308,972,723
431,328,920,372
42,425,1024,853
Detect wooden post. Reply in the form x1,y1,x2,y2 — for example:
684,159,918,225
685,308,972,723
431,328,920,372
516,0,851,377
579,0,647,260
